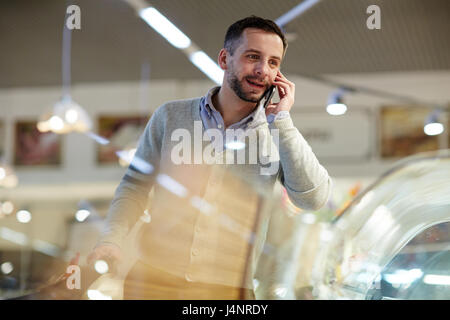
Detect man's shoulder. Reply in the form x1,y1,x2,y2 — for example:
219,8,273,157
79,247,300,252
156,97,202,117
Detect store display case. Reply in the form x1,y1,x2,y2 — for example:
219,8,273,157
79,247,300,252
1,151,449,300
253,150,450,300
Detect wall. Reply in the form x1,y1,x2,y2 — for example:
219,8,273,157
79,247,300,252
0,71,449,251
1,70,449,190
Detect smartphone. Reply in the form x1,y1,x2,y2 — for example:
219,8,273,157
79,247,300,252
262,85,276,109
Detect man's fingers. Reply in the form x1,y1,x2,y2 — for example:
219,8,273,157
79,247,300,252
275,73,295,90
274,80,290,97
274,82,284,97
265,103,281,116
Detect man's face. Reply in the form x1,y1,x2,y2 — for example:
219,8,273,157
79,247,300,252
226,28,284,103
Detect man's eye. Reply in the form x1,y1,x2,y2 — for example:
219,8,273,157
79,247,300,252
248,55,259,59
270,60,279,66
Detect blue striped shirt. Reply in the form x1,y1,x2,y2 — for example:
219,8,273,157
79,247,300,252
199,86,289,132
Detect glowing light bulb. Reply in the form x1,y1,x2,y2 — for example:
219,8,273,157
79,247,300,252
65,108,79,124
37,120,51,132
327,103,347,115
2,201,14,215
424,122,444,136
49,115,65,132
16,210,32,223
94,260,109,274
75,209,90,222
1,262,14,275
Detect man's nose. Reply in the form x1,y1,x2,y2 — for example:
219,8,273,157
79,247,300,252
254,61,270,78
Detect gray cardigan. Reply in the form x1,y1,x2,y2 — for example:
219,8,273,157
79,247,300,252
99,95,332,287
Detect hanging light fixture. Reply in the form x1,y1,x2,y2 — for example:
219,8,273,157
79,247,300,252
327,87,350,116
424,109,444,136
37,9,92,135
37,96,92,134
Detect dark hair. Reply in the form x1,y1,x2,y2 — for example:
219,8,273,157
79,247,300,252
224,16,288,56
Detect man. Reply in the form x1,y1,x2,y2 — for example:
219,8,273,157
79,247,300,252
88,16,331,299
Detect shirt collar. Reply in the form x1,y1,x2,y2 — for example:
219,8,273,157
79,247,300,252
201,86,267,128
203,86,221,117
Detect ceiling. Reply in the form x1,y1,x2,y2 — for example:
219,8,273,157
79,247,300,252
0,0,449,88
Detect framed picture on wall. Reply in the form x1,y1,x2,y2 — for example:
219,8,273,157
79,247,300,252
97,114,149,165
379,106,439,158
14,120,62,166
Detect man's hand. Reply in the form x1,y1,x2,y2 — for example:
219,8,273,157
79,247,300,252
265,70,295,116
87,243,122,266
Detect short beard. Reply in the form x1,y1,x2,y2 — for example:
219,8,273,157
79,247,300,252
227,71,263,103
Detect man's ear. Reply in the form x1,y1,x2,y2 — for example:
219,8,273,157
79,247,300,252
218,48,228,71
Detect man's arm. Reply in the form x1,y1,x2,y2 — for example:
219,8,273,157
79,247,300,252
270,116,331,211
93,106,165,253
265,70,331,211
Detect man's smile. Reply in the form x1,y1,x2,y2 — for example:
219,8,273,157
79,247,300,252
245,77,266,90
